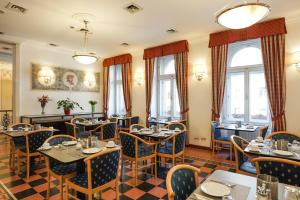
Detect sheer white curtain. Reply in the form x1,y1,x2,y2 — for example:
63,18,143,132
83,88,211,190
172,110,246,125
108,64,125,116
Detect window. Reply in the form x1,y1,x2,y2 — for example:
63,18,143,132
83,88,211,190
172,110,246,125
108,64,125,116
222,39,270,124
151,55,180,119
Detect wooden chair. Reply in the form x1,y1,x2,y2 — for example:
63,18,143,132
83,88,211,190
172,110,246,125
90,122,117,141
45,135,77,200
8,123,33,170
156,130,186,167
65,122,87,138
211,121,232,162
166,122,186,131
266,131,300,143
230,135,256,176
120,116,140,132
253,157,300,187
119,131,157,185
129,124,146,132
70,117,87,124
166,164,200,200
17,129,53,179
258,125,269,139
66,148,121,200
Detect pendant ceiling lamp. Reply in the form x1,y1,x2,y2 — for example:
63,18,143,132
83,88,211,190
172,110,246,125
73,19,98,65
216,0,271,29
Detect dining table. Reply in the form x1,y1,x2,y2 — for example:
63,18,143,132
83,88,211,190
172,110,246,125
75,120,104,132
2,128,59,138
187,170,300,200
244,140,300,161
132,128,178,140
38,140,120,199
217,124,259,136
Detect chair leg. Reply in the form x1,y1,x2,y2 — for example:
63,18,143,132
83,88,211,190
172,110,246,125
135,161,138,186
154,156,157,179
16,152,20,175
60,177,63,200
212,141,215,155
26,156,30,180
66,183,69,200
46,172,51,200
115,179,119,200
88,193,93,200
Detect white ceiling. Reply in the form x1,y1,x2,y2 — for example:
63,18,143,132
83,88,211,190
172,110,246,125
0,0,300,57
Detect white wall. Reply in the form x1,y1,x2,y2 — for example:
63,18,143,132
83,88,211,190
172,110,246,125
17,42,101,118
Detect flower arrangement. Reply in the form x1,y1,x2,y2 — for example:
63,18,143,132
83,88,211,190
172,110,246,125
89,100,97,113
38,95,50,114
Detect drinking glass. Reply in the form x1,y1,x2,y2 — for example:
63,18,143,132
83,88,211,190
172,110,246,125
91,136,97,147
283,186,299,200
257,174,278,200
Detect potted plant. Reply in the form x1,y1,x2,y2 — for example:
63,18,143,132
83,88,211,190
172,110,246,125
88,100,97,113
57,98,83,115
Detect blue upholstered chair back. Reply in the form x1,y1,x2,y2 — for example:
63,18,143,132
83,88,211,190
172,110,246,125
130,124,145,131
46,135,75,168
102,122,116,140
269,132,300,143
11,123,32,130
175,131,186,154
211,121,220,139
231,136,249,169
170,168,197,200
168,123,186,131
120,132,136,157
89,149,120,188
130,116,140,125
256,159,300,187
26,130,52,153
65,123,75,136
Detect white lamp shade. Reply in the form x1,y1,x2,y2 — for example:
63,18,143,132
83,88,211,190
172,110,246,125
217,3,271,29
73,54,98,65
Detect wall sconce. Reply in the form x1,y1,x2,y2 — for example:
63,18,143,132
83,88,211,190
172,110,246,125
84,72,96,88
194,64,207,81
135,71,144,86
290,51,300,69
38,67,56,86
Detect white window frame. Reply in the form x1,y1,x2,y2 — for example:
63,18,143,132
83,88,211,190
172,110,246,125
151,56,180,119
222,39,270,125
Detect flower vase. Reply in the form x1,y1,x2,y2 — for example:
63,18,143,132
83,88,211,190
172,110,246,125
41,102,46,115
91,104,95,114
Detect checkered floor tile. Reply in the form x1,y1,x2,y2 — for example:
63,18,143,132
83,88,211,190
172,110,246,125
0,136,235,200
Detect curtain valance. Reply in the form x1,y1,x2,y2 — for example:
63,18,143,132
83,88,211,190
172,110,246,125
103,53,132,67
209,18,287,47
143,40,189,59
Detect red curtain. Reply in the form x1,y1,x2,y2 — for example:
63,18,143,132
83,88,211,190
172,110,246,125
102,67,110,119
174,52,189,120
209,18,287,47
211,44,228,121
145,58,155,126
103,54,132,67
261,34,286,131
121,63,132,116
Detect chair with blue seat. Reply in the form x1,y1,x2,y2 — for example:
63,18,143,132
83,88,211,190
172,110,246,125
119,131,157,185
258,125,269,139
156,130,186,167
120,116,140,132
211,121,232,161
230,135,256,176
90,122,117,141
253,157,300,187
166,122,186,131
65,122,88,138
44,135,77,200
266,131,300,143
8,123,33,170
166,164,200,200
129,124,146,132
70,117,87,124
17,129,53,179
66,148,121,200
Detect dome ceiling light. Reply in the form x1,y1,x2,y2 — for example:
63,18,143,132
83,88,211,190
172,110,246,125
72,18,98,65
216,0,271,29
